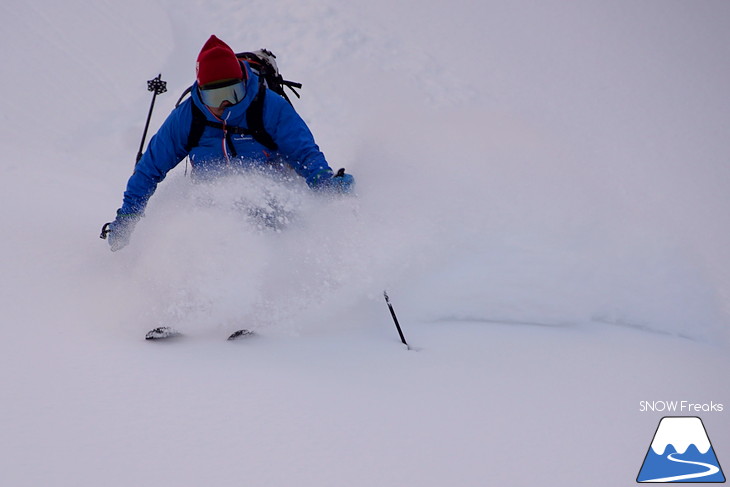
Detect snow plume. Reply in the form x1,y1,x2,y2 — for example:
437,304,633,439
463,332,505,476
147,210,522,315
106,98,728,343
104,170,382,336
351,96,729,343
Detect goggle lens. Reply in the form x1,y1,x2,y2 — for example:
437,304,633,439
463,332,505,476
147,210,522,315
200,81,245,108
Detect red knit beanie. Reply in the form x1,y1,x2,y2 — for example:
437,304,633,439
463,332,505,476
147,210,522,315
196,35,243,86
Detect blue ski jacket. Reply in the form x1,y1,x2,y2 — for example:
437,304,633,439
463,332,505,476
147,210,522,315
120,63,334,214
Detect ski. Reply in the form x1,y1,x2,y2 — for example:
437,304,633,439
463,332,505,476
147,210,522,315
145,326,182,340
227,329,255,340
144,327,255,341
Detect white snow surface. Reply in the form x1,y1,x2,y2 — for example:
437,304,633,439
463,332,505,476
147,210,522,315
2,0,729,485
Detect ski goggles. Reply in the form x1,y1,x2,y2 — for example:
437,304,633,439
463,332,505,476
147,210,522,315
199,79,245,108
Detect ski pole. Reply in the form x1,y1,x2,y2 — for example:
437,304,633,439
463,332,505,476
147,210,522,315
136,74,167,164
384,291,410,349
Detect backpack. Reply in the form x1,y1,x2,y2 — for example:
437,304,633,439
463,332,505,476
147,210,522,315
174,49,302,154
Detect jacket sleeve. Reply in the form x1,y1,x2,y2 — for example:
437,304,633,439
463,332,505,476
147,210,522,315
264,94,334,187
120,103,192,214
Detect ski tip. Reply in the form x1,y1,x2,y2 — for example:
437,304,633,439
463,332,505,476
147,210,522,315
145,326,182,340
227,329,255,341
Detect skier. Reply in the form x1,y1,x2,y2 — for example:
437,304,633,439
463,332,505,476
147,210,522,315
103,35,354,251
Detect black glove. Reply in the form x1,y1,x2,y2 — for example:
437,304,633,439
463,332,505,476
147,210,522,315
100,211,141,252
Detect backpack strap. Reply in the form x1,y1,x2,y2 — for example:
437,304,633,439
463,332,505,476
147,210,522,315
244,76,278,151
185,102,208,153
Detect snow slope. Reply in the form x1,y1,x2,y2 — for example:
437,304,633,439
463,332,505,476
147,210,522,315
1,0,728,485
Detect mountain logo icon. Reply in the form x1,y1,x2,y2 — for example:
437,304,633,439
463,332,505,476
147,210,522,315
637,416,725,483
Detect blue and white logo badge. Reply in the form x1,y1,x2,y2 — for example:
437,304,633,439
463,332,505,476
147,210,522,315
637,416,725,483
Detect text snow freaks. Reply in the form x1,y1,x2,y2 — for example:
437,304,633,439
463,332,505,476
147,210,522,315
640,401,724,413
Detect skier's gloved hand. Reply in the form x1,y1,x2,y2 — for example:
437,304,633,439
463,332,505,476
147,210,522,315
100,211,141,252
313,168,355,194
